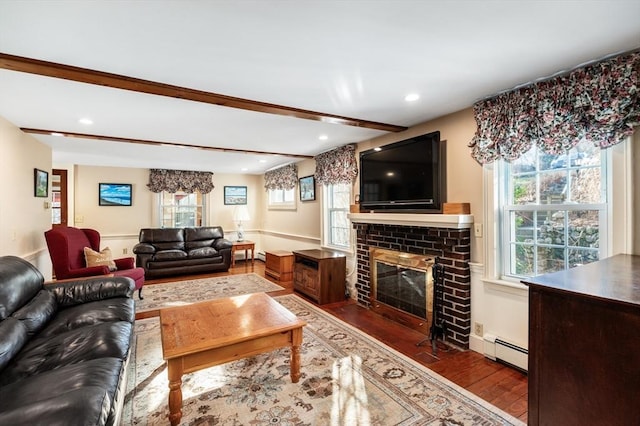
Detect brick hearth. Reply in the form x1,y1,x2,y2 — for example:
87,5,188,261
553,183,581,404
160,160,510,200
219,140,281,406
353,222,471,349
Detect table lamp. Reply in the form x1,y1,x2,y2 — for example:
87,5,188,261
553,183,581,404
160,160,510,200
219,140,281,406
233,205,250,241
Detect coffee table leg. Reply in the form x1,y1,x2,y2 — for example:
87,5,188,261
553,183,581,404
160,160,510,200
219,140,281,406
290,327,303,383
167,358,183,426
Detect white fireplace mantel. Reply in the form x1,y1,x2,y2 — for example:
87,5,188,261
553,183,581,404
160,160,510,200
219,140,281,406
348,212,474,229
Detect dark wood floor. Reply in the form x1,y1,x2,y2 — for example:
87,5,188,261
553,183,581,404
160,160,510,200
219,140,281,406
144,260,528,423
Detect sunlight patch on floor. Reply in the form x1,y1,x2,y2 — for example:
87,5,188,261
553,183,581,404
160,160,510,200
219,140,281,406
331,355,370,425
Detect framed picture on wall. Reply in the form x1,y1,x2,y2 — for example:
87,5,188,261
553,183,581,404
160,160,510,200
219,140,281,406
224,186,247,205
34,168,49,197
299,175,315,201
99,183,133,206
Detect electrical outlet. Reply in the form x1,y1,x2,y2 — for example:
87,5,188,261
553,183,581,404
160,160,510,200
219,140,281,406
474,322,484,336
122,248,128,255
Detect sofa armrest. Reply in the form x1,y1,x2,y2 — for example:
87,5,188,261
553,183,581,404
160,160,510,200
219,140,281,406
133,243,156,254
46,276,135,308
114,257,135,269
64,265,111,278
213,238,233,251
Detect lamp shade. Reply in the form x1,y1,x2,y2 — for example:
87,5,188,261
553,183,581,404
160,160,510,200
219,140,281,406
233,205,250,222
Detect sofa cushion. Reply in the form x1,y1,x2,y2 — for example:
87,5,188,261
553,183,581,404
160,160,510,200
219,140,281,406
188,247,218,259
0,357,123,426
148,256,224,270
185,226,224,250
11,290,57,337
0,256,44,320
38,298,134,338
139,228,185,250
0,318,28,372
83,246,117,271
154,249,188,261
0,321,132,386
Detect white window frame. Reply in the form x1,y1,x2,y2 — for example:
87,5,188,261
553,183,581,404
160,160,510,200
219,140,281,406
500,142,608,279
157,190,207,228
482,138,633,287
267,188,296,210
321,182,352,251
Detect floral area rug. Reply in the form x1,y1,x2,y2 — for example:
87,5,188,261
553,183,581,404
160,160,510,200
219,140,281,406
122,294,524,426
135,273,284,313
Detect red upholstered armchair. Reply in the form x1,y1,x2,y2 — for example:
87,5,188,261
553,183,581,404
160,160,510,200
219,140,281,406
44,226,145,299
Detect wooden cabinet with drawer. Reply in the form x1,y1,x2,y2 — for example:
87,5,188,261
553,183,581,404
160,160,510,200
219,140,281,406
293,249,346,305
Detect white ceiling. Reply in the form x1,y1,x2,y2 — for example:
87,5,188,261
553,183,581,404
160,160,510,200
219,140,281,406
1,1,639,174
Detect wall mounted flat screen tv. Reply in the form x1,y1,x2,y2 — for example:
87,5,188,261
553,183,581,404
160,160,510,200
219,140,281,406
99,183,132,206
359,131,446,212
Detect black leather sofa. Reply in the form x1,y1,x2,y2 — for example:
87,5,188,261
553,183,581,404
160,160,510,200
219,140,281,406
0,255,135,426
133,226,233,279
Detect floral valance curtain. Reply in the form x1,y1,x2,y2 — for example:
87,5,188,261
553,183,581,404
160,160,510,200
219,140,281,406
314,144,358,185
469,50,640,164
146,169,215,193
264,164,298,190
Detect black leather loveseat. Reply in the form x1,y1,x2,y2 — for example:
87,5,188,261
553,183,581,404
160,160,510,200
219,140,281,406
133,226,233,279
0,255,135,426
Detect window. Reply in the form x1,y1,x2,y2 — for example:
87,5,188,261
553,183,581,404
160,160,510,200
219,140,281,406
323,183,351,249
159,190,205,227
500,139,606,279
268,188,295,209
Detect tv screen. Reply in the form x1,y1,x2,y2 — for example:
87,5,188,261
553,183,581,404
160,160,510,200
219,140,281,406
99,183,132,206
359,131,445,212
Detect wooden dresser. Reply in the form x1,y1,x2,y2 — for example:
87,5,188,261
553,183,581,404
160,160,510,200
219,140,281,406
292,249,346,305
523,254,640,425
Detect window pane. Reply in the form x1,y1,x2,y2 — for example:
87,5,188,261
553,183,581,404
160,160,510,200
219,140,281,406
268,189,295,207
568,248,599,268
511,211,534,242
512,174,536,205
160,190,204,227
568,210,599,248
326,183,351,248
570,167,601,203
537,210,565,245
539,171,567,204
537,246,565,274
510,243,534,276
284,189,294,202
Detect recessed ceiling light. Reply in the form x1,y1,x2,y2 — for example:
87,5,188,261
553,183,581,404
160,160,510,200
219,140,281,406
50,132,64,137
258,159,267,163
319,135,328,141
404,93,420,102
241,167,248,172
78,118,93,125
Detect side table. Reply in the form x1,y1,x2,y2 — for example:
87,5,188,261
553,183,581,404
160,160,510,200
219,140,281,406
265,250,294,282
231,241,255,267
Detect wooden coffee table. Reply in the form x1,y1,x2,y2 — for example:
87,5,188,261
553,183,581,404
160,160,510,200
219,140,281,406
159,292,306,426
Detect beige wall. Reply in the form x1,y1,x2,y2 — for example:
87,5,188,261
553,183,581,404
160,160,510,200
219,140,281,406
0,116,52,272
73,165,153,235
65,166,264,254
260,158,322,253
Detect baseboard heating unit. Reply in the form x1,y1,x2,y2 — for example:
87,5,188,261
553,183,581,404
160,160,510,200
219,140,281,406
483,334,528,372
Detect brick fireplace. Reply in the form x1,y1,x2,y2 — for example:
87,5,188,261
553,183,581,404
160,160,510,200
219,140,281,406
350,213,472,349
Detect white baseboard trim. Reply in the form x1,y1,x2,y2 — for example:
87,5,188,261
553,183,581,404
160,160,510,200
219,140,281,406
469,333,484,354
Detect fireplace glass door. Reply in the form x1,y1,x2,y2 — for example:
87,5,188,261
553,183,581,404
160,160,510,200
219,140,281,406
376,262,428,318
